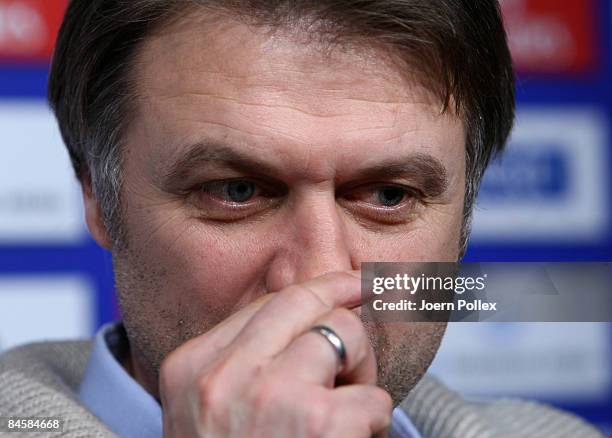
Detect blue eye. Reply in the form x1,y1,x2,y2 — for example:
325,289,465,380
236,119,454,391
377,186,405,207
192,178,284,221
225,181,256,202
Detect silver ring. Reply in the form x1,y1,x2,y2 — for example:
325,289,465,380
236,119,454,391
310,325,347,373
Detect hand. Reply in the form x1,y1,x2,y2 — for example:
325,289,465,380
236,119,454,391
159,271,392,437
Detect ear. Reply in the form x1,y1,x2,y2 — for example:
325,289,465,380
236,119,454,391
81,174,112,250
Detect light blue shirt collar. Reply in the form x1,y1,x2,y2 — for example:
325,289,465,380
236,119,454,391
390,407,422,438
78,322,162,438
79,322,420,438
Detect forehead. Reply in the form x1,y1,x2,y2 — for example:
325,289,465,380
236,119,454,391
128,10,463,176
137,11,426,92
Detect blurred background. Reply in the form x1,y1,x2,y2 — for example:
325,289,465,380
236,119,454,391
0,0,610,434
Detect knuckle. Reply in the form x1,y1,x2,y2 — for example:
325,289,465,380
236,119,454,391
195,367,228,410
159,352,182,391
370,387,393,420
252,387,332,436
358,416,377,436
331,306,361,327
378,388,393,412
304,399,331,437
324,308,373,366
331,307,367,345
250,378,282,412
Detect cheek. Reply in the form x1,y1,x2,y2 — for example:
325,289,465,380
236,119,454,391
353,218,463,262
126,211,277,311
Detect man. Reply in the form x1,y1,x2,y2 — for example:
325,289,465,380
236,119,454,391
0,1,602,437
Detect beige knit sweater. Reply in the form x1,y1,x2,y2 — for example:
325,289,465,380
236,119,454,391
0,341,604,437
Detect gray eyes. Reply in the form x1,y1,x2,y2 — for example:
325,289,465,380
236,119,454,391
377,186,405,207
195,178,418,224
225,181,256,202
220,181,408,207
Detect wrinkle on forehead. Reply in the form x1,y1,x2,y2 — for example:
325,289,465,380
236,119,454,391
125,8,464,187
132,8,446,115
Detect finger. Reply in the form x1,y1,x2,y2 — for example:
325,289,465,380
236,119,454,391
233,271,363,359
164,270,362,373
327,385,393,437
181,271,363,392
163,292,276,373
271,307,377,387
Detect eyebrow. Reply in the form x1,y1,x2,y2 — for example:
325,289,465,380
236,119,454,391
161,142,278,191
161,141,449,197
356,154,449,197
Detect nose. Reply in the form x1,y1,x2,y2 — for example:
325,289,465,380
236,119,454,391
265,189,355,292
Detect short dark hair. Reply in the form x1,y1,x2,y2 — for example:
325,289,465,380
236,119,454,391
48,0,515,253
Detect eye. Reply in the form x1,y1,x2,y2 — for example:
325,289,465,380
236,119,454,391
377,186,406,207
190,178,282,221
225,180,256,203
199,179,262,204
339,183,421,225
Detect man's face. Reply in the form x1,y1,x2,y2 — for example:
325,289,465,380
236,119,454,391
108,12,466,404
